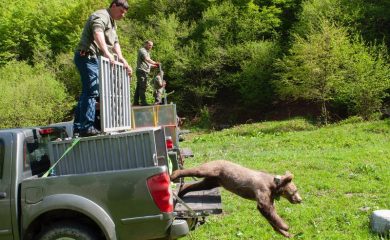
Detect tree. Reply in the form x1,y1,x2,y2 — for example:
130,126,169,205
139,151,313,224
276,19,390,123
276,20,347,124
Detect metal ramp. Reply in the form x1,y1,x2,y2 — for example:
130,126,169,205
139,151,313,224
174,183,222,218
99,56,131,133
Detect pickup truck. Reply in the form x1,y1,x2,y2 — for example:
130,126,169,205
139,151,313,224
0,122,221,240
0,57,221,239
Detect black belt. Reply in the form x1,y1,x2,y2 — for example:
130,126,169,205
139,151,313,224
78,50,96,58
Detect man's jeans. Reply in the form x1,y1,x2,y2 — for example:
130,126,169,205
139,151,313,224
73,52,99,132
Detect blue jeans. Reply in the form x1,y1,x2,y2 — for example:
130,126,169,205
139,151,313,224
73,52,99,132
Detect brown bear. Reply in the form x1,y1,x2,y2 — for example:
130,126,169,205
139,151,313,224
170,160,302,238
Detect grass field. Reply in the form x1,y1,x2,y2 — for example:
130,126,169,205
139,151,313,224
179,118,390,240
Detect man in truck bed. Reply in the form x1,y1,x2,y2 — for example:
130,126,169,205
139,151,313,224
73,0,132,137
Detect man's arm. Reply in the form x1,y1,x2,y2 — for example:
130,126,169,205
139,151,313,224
144,53,159,67
113,43,133,76
94,31,115,63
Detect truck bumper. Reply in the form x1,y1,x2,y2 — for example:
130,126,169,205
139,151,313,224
170,219,189,239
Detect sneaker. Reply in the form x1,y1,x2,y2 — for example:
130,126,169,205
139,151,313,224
79,127,101,137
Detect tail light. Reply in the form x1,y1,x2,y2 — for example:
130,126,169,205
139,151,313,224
39,128,54,135
165,136,173,150
147,172,173,212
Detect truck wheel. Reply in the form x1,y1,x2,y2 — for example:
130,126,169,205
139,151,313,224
37,221,99,240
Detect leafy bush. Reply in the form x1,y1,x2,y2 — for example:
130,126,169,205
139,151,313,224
0,61,74,128
194,105,213,129
227,41,281,108
337,116,364,125
51,52,81,99
334,42,390,119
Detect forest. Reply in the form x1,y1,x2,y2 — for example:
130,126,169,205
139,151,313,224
0,0,389,128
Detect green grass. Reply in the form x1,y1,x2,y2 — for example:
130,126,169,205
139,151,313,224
179,118,390,240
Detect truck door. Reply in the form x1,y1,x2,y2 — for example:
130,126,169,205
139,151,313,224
0,133,13,239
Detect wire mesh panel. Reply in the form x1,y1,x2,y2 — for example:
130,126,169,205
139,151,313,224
99,56,131,133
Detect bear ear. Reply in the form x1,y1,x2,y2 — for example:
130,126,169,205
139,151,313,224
281,171,294,185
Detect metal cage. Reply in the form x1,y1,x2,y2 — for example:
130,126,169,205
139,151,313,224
99,56,131,133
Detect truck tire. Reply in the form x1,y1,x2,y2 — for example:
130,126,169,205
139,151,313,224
36,221,99,240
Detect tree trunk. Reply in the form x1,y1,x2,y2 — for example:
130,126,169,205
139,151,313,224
321,99,328,125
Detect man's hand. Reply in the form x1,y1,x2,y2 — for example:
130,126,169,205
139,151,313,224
104,52,116,64
119,58,132,76
126,65,133,76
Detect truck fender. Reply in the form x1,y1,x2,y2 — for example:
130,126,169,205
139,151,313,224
23,194,116,240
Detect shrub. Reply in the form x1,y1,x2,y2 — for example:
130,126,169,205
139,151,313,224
0,61,74,128
227,41,281,108
51,52,81,99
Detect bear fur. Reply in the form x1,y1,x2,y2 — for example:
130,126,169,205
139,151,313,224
170,160,302,238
